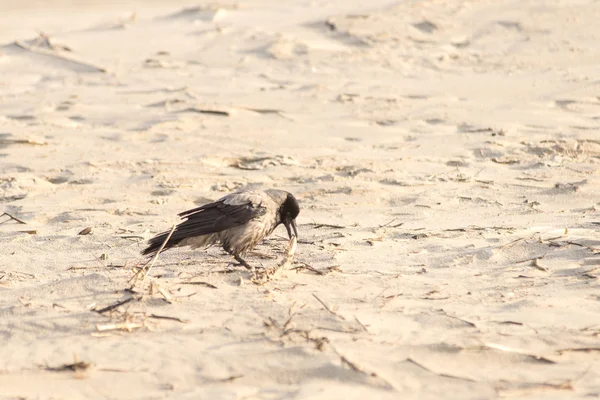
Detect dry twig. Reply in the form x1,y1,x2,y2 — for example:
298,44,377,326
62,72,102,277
305,222,346,229
312,294,346,321
148,314,190,323
95,296,137,314
291,263,325,275
354,315,369,333
96,322,143,332
0,212,26,225
251,236,297,284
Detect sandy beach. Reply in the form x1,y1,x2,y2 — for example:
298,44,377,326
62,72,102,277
1,0,600,398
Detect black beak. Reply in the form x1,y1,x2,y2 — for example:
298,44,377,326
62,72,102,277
284,218,298,239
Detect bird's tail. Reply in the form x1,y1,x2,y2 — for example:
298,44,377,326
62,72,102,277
141,230,181,257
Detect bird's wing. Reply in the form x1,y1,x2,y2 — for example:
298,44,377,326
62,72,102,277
186,202,263,231
142,192,267,256
179,191,265,218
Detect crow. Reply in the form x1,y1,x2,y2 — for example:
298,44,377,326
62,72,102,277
142,189,299,268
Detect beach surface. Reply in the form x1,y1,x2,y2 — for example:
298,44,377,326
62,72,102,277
1,0,600,398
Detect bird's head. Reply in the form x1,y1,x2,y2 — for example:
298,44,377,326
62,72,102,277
279,192,300,239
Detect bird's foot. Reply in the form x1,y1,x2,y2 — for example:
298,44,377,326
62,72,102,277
234,255,254,271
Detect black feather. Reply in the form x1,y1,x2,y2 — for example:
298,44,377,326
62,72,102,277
281,193,300,219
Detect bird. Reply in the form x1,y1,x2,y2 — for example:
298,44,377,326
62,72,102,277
142,189,300,269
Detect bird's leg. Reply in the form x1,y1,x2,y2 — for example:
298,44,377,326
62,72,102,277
234,254,254,271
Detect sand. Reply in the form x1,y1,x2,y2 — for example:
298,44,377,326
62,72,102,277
1,0,600,398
